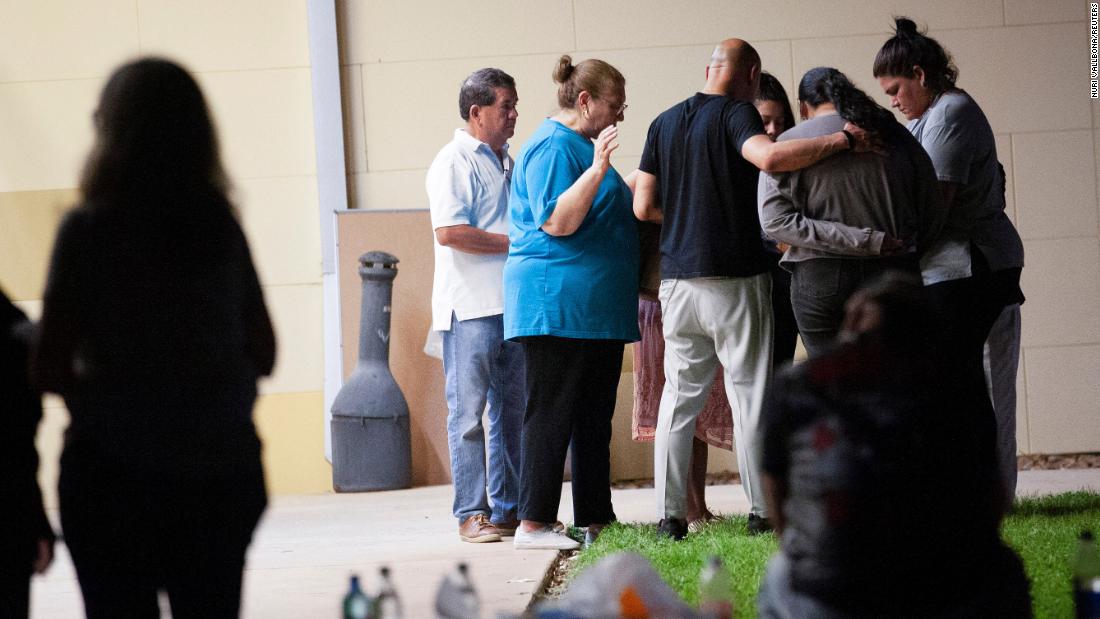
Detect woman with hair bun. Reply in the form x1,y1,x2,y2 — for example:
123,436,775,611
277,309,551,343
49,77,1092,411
504,55,638,549
875,17,1025,507
758,66,945,356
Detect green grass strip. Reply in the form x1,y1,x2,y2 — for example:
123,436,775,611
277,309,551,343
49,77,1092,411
572,491,1100,618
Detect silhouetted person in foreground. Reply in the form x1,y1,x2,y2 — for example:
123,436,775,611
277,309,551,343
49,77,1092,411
1,288,54,618
757,272,1030,618
31,57,276,619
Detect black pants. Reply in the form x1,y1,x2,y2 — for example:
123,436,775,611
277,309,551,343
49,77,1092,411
60,461,267,619
0,560,29,619
768,261,798,370
790,257,920,357
924,270,1017,503
518,336,622,526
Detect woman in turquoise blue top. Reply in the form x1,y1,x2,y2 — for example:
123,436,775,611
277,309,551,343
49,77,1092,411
506,55,639,550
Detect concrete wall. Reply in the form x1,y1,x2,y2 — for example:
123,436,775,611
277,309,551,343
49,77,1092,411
1,1,331,503
337,0,1100,477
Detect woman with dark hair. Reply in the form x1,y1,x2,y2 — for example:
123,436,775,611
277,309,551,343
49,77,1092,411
758,66,945,356
32,58,275,618
754,72,800,369
875,17,1025,506
505,55,638,549
754,72,796,142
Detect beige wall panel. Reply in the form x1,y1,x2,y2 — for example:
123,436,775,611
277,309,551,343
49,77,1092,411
34,402,69,510
0,0,139,83
0,190,75,301
197,69,317,181
0,80,97,193
1024,344,1100,454
236,176,323,286
138,0,311,72
1019,238,1100,347
337,210,451,487
341,65,368,175
573,0,1000,51
936,24,1089,134
709,444,739,474
261,283,324,396
610,372,653,480
1012,130,1097,240
13,299,42,321
339,0,575,65
363,54,560,172
1095,130,1100,221
792,34,899,115
254,391,332,495
1004,0,1082,26
349,170,430,211
994,134,1017,225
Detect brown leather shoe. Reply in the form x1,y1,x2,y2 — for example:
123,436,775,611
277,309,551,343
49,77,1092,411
459,514,502,543
492,518,520,537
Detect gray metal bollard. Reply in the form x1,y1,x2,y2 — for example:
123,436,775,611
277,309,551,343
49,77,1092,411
330,251,412,492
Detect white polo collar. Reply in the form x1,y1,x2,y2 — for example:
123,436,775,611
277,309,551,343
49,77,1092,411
455,129,509,157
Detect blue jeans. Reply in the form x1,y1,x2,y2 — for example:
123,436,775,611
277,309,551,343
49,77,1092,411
441,313,525,523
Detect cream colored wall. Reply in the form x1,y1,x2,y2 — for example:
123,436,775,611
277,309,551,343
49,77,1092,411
338,0,1100,478
2,1,332,504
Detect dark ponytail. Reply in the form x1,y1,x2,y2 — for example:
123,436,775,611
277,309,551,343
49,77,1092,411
798,67,896,133
873,16,958,94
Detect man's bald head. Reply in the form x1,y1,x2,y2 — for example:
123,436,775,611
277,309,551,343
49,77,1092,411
709,38,760,74
704,38,762,99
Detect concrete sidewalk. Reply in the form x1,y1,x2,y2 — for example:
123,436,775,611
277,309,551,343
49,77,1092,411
30,468,1100,617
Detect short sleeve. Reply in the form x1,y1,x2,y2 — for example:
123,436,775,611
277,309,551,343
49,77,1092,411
426,159,475,230
523,146,584,228
638,118,661,175
918,109,973,185
727,102,766,153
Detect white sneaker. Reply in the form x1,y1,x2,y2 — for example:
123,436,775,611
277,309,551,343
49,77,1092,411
513,525,580,550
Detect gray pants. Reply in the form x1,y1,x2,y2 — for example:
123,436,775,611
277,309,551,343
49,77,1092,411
653,274,773,519
985,303,1022,504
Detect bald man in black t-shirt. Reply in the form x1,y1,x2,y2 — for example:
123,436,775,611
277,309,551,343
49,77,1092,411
634,38,871,539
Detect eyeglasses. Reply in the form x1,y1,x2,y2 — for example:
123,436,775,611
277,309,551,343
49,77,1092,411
598,97,628,115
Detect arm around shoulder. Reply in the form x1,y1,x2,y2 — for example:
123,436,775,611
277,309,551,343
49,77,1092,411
742,133,849,173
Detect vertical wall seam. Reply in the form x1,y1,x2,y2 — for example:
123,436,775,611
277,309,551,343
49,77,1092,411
787,39,795,97
135,0,143,52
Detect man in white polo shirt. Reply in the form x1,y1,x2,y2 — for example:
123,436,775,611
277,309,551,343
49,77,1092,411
426,68,524,544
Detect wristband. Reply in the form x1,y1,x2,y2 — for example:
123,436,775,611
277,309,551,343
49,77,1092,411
841,129,856,150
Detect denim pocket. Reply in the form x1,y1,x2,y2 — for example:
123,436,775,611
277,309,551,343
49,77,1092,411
794,260,841,299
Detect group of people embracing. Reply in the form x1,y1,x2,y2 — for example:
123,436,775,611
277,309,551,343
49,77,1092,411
428,15,1029,616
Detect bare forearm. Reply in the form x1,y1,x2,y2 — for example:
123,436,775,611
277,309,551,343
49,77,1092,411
632,171,663,222
541,165,606,236
435,225,510,254
758,132,849,173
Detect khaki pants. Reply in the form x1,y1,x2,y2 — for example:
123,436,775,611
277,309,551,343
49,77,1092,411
654,274,773,519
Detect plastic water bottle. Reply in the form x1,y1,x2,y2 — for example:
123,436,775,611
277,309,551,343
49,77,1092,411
698,555,734,619
343,574,372,619
1074,530,1100,618
375,566,403,619
434,562,480,619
